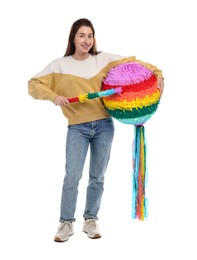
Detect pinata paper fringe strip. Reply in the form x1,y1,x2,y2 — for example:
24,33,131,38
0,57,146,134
103,91,160,110
132,125,148,220
105,102,159,120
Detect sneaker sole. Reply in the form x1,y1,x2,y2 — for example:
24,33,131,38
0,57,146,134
54,232,74,242
83,230,101,239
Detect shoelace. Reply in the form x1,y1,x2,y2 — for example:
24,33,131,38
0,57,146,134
58,222,70,231
86,219,98,229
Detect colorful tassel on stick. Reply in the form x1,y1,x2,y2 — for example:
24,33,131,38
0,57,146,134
67,87,122,103
132,125,147,220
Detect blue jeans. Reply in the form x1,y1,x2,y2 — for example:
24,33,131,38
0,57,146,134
60,118,114,222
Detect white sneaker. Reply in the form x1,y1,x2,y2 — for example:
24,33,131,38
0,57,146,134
83,219,101,239
54,221,74,242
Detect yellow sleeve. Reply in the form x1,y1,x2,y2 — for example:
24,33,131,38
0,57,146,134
28,60,60,101
28,73,58,102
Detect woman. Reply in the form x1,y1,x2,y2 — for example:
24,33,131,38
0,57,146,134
28,18,164,242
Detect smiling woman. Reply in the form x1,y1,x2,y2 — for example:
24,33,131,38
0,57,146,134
28,17,164,243
64,18,98,61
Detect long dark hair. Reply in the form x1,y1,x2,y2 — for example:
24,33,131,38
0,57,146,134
64,18,99,57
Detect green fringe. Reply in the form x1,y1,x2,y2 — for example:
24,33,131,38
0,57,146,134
88,93,100,99
105,102,159,119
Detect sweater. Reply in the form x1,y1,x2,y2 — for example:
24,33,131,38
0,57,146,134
28,52,163,125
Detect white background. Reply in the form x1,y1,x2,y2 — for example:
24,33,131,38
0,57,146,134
0,0,196,259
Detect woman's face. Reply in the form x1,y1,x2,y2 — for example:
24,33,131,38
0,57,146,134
74,26,94,55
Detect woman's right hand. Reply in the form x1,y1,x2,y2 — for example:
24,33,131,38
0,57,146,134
53,96,69,107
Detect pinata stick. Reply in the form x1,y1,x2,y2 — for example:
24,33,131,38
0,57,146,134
67,87,122,103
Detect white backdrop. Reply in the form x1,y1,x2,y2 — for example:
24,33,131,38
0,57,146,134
0,0,196,259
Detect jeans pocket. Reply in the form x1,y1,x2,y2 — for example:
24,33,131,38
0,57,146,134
101,118,114,130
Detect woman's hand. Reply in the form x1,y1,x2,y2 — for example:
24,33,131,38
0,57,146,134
53,96,69,106
158,78,164,97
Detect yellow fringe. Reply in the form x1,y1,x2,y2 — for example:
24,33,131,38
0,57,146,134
103,91,160,110
79,94,88,103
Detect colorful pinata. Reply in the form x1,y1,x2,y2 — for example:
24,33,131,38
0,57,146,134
102,62,161,220
102,62,160,125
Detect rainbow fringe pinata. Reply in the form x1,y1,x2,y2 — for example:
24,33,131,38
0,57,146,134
102,62,160,220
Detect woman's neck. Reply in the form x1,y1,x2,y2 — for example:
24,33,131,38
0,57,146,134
72,53,89,61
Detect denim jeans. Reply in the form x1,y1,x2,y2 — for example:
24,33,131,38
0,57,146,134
60,118,114,222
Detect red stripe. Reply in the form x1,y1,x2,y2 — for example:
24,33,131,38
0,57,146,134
68,97,79,103
102,75,157,93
